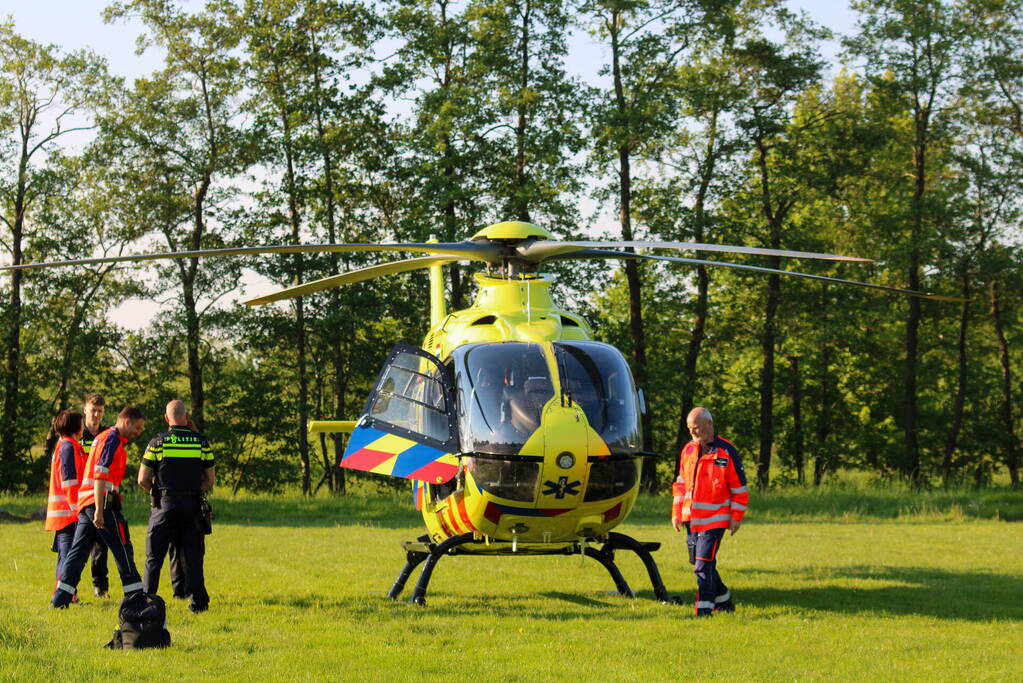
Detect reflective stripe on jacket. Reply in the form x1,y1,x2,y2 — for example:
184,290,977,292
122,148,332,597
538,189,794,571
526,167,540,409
77,427,128,510
81,425,107,455
45,437,85,531
671,435,749,532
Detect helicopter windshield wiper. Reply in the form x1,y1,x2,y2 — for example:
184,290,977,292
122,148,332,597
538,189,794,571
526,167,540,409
468,383,495,435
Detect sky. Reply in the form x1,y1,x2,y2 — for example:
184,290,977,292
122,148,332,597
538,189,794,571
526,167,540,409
1,1,860,330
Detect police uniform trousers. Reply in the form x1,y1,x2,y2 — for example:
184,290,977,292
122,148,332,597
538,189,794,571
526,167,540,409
169,540,190,598
688,527,730,615
144,497,208,608
52,505,143,607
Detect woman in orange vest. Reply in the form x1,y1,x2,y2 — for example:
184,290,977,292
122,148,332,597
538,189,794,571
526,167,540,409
44,410,86,597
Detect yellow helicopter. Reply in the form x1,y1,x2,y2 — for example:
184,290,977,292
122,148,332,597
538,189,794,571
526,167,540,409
4,219,957,604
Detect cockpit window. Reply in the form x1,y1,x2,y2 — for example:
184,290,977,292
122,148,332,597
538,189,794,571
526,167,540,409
553,341,641,453
454,343,554,455
368,350,451,444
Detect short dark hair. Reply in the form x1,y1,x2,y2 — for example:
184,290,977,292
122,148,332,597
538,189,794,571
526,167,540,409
53,410,84,437
84,392,105,407
118,405,145,422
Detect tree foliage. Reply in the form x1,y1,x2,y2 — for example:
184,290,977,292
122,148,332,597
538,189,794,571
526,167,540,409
1,0,1022,493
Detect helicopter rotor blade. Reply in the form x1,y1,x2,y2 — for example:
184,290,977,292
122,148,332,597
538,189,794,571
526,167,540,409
243,254,464,306
0,241,498,272
561,249,965,301
518,240,874,263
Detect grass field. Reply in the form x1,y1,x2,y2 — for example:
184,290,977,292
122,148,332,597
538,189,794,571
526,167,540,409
1,488,1021,681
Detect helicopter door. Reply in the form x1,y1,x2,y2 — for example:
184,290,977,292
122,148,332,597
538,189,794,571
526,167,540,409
341,344,460,484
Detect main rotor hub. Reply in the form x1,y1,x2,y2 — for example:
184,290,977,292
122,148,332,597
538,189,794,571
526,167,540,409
469,221,554,242
469,222,553,278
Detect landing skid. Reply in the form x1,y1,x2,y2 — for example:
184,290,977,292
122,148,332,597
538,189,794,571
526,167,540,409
388,532,676,606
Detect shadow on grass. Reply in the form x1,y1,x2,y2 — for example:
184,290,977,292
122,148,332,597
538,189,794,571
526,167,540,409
538,591,619,608
626,489,1023,523
254,590,653,620
732,565,1023,622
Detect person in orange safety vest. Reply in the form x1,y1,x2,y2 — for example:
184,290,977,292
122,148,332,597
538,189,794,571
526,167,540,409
672,407,749,616
51,406,147,608
45,410,87,598
81,391,111,597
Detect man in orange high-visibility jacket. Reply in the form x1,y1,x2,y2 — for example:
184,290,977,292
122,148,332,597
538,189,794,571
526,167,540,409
672,407,749,616
51,406,147,609
81,392,110,597
44,410,86,597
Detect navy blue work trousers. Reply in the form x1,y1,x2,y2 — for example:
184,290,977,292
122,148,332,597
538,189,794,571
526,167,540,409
89,538,109,591
687,527,730,615
51,505,142,607
52,523,76,589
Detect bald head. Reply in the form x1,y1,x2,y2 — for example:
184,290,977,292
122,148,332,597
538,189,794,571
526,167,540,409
688,407,712,424
166,400,188,426
686,406,714,445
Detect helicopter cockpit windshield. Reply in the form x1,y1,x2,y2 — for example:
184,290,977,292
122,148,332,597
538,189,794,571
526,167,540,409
553,341,641,454
453,342,554,455
450,340,641,456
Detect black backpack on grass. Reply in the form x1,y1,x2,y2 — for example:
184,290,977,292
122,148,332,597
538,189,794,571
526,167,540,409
106,592,171,649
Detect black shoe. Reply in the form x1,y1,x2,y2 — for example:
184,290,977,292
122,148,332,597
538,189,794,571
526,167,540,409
696,610,714,617
172,593,189,600
51,590,73,609
94,587,109,598
715,598,735,613
188,602,208,613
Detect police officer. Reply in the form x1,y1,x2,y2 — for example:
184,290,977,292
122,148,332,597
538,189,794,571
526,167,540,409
81,392,111,597
138,400,214,613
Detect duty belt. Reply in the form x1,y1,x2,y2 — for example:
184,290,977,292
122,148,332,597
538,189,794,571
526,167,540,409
158,488,201,498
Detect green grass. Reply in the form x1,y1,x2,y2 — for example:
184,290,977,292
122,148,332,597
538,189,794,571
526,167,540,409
1,491,1022,681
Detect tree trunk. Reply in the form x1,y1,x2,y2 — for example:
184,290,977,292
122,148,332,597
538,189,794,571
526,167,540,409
514,0,531,222
788,355,804,484
1,155,28,481
758,265,779,489
179,168,212,430
182,277,205,429
814,287,832,486
674,109,719,454
610,10,653,490
903,113,928,486
990,281,1020,488
942,268,970,486
439,0,465,310
754,137,784,489
308,31,346,495
314,365,332,493
814,346,832,487
279,97,311,496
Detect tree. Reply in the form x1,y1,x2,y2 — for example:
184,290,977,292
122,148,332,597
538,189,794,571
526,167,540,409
0,23,111,487
467,0,585,228
104,0,254,430
581,0,707,489
847,0,966,484
725,16,826,488
26,146,148,459
384,0,491,308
